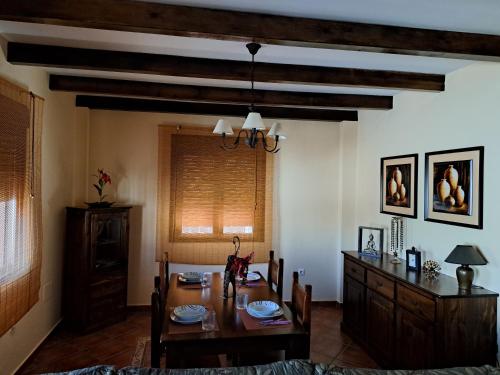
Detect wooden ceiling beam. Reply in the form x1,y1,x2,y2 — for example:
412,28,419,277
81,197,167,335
1,0,500,61
8,43,444,91
75,95,358,122
50,75,393,110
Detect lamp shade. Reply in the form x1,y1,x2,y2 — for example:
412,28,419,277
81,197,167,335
242,112,265,130
445,245,488,265
267,122,287,140
213,119,234,135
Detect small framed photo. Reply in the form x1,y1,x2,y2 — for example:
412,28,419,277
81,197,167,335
358,226,384,258
380,154,418,218
424,146,484,229
406,247,422,272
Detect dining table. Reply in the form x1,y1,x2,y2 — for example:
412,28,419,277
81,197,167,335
160,272,309,365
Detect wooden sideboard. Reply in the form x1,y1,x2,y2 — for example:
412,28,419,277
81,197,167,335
341,251,498,369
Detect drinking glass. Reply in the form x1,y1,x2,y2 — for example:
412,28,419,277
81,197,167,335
201,272,212,287
202,310,216,331
235,293,249,310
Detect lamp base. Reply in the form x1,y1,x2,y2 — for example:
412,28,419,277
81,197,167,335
456,265,474,290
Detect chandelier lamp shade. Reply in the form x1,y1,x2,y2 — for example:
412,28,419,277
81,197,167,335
212,42,286,153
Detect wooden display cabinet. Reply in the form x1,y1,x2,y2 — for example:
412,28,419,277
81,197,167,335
63,206,131,332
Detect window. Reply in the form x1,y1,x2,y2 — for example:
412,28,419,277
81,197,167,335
156,126,273,264
0,77,43,336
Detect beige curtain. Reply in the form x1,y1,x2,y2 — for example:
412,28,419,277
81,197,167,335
0,77,43,336
156,126,273,264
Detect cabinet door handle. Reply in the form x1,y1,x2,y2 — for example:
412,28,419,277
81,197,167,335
376,281,383,288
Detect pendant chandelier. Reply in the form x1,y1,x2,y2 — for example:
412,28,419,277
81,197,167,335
213,42,286,153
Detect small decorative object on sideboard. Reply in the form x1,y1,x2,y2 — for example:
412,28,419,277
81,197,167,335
422,259,441,279
390,216,405,264
85,168,113,208
405,246,422,271
358,226,383,259
223,236,254,299
445,245,488,291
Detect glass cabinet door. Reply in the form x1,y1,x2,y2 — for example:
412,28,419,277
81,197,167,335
90,213,126,271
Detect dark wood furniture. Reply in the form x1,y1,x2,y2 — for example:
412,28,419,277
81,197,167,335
268,250,284,299
160,272,308,366
341,251,498,369
63,206,131,332
291,271,312,336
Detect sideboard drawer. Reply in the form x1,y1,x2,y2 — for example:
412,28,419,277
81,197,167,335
397,284,435,321
367,270,394,299
345,259,365,283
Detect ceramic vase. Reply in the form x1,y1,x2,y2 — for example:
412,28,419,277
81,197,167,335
393,167,402,187
393,192,401,201
445,195,456,207
444,165,458,192
388,178,397,197
399,184,406,200
455,185,465,207
437,179,450,202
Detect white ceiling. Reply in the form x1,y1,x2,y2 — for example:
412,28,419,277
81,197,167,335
2,0,496,97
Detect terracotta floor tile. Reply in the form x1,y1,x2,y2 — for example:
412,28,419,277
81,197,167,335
18,305,377,373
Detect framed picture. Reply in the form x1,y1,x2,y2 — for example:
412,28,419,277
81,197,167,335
406,247,422,272
358,226,384,258
424,146,484,229
380,154,418,218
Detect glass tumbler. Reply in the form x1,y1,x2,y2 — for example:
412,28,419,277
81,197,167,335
235,293,249,310
201,272,212,287
202,310,216,331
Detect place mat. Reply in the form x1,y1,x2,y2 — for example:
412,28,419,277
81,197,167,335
237,279,268,288
238,309,291,331
167,307,219,335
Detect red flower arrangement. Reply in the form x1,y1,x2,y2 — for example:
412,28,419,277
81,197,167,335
93,169,111,202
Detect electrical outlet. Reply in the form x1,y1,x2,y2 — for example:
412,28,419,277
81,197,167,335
298,268,305,277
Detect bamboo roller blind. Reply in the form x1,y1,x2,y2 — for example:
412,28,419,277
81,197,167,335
156,126,273,264
0,76,43,336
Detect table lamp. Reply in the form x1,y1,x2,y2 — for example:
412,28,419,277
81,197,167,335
444,245,487,291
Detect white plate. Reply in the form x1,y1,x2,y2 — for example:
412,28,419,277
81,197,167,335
247,306,284,319
179,272,202,281
170,312,202,325
173,304,206,321
246,300,283,318
236,272,260,282
244,272,261,282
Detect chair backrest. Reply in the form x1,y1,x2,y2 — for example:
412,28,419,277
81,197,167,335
151,286,162,368
291,271,312,333
267,250,284,299
159,251,169,296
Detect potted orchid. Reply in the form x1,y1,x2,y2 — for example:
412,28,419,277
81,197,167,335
86,169,113,208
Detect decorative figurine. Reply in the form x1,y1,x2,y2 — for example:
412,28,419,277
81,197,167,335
390,216,405,264
223,236,254,299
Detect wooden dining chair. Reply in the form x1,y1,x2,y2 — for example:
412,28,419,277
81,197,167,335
267,250,284,299
291,270,312,335
151,285,162,368
159,251,169,296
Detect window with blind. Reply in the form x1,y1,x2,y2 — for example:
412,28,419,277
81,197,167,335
170,134,266,242
0,77,43,336
156,126,273,265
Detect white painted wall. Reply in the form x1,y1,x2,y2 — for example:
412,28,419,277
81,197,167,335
344,61,500,358
0,41,86,374
87,111,344,304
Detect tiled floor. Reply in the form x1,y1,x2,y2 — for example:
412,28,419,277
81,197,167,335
18,305,377,374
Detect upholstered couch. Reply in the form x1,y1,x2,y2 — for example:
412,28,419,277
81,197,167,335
47,360,500,375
